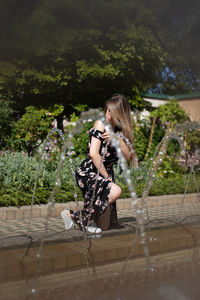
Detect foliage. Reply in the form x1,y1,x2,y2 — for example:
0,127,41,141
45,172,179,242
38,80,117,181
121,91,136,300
64,107,95,158
149,174,200,196
155,156,185,179
148,101,190,158
0,166,199,207
133,100,189,162
72,120,95,158
0,0,167,117
73,103,89,114
0,150,199,206
0,151,82,189
69,103,89,123
184,129,200,155
0,0,200,121
155,1,200,94
151,100,189,124
0,151,83,206
9,104,64,155
128,88,153,112
0,152,37,189
133,118,149,161
0,99,14,149
0,184,83,207
148,119,165,157
75,25,165,108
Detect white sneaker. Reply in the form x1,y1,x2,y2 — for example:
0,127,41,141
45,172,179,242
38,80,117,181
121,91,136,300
87,234,102,239
61,210,74,230
86,223,102,234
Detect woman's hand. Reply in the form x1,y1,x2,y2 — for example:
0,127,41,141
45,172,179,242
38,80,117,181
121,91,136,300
105,176,112,181
101,131,111,142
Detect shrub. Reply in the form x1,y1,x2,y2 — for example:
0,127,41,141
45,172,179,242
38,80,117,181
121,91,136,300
149,174,200,196
0,99,14,149
133,120,149,161
71,120,95,158
1,172,199,207
0,151,82,190
0,149,199,207
9,104,64,156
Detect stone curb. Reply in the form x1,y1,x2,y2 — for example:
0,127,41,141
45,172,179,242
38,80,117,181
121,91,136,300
0,193,199,222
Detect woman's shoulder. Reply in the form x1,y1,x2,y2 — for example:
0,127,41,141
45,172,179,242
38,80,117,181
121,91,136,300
90,120,105,134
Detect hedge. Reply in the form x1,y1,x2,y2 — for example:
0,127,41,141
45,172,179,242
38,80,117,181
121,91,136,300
0,151,199,207
0,174,199,207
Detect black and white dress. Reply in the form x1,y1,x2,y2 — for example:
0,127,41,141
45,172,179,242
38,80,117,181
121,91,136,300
70,126,118,227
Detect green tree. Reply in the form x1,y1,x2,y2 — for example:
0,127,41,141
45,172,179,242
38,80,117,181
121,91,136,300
141,0,200,93
10,104,64,155
150,100,190,157
184,129,200,156
0,0,166,117
0,99,14,149
1,0,199,116
134,120,149,161
151,100,189,125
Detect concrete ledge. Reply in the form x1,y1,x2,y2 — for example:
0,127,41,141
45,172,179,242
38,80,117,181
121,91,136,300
0,193,199,221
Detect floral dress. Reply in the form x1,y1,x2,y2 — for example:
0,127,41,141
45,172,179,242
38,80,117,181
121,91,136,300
70,127,118,228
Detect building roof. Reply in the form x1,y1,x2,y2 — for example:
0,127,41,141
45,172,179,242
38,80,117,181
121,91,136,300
143,93,200,101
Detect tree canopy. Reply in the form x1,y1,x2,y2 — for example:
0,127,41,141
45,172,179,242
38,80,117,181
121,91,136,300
0,0,199,117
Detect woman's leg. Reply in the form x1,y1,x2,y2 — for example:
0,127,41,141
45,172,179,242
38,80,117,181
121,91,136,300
110,202,118,226
61,209,83,229
108,183,122,204
96,183,121,230
62,209,102,233
61,209,74,230
109,183,122,226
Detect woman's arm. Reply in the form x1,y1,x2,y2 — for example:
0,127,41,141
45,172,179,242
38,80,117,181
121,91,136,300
89,120,110,178
118,137,131,161
101,130,131,162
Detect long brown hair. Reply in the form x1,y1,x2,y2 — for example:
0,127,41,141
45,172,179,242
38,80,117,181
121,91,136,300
105,94,135,166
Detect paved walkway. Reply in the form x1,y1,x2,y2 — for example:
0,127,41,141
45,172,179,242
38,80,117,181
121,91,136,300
0,194,200,248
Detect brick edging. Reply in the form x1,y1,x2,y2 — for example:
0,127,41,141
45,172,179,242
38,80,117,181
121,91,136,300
0,193,199,222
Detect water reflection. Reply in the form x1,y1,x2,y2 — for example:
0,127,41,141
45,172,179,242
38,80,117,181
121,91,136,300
0,225,200,299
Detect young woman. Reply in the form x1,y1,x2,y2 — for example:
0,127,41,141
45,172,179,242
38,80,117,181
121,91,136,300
61,94,134,233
